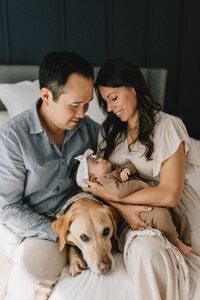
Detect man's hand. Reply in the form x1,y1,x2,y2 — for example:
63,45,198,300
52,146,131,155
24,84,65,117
120,168,130,182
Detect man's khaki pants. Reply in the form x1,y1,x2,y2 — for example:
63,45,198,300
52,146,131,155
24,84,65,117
0,238,67,300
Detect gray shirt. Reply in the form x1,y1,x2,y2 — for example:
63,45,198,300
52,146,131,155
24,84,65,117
0,100,100,241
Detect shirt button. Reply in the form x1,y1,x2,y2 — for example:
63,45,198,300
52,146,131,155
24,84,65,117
60,179,63,183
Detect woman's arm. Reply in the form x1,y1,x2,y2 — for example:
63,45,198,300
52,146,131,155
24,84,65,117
83,142,185,208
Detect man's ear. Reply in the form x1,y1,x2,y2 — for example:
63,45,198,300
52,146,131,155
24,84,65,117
52,214,75,251
131,87,137,96
40,87,53,106
90,176,99,183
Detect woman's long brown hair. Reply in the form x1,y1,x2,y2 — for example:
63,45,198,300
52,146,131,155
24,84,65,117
94,58,161,160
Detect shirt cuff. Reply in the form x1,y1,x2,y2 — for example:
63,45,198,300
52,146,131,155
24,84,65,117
41,221,57,242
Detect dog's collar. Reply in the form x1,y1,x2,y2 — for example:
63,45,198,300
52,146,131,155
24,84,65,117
56,192,106,219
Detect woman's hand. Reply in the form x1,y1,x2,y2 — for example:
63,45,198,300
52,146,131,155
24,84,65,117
83,179,116,201
110,202,152,230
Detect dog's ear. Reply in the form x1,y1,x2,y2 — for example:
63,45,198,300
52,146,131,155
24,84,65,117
105,206,119,241
52,214,74,251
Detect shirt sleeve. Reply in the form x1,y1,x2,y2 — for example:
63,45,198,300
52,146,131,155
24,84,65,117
99,170,149,198
119,161,138,175
0,131,57,241
153,116,200,177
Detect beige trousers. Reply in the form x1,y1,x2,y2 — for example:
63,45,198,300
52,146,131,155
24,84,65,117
123,230,190,300
4,238,67,300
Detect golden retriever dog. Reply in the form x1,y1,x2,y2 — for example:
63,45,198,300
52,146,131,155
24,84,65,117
52,198,119,276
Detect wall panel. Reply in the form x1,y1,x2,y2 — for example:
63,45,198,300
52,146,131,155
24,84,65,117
178,0,200,138
0,0,199,137
146,0,182,115
6,0,63,64
64,0,107,65
0,0,10,63
111,0,148,65
0,1,5,63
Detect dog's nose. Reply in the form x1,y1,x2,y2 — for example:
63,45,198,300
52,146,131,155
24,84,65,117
98,261,112,273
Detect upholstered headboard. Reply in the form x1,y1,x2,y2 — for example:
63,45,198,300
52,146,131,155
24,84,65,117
0,65,167,111
0,65,39,110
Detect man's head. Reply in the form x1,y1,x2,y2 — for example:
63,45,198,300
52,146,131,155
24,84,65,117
38,52,94,131
39,51,94,100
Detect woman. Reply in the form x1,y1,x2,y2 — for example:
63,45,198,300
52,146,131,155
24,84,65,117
83,58,200,300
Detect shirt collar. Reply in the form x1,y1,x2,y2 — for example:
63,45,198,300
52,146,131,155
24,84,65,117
30,98,44,134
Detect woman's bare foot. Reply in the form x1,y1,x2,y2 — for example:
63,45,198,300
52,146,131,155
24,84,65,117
173,239,192,255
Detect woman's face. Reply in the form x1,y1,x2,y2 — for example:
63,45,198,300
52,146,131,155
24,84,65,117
98,85,138,124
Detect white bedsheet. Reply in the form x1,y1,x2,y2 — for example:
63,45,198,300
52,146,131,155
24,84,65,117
50,252,134,300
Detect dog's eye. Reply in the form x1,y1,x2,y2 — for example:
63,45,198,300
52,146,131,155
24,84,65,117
103,227,110,236
80,234,90,242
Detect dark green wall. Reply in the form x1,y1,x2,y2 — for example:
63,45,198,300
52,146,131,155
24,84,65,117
0,0,200,137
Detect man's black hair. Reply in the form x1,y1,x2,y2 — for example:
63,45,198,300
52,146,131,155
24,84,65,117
39,51,94,100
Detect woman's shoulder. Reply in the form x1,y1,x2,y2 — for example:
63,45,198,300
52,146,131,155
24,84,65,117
155,110,180,124
154,111,184,133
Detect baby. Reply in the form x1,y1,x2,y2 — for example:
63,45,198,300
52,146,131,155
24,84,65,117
75,149,192,256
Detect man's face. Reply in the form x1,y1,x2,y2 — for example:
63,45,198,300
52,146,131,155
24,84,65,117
40,73,93,131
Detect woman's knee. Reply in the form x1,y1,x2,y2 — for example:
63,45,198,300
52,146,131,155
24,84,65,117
125,234,166,262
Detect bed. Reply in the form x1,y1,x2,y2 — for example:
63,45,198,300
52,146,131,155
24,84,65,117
0,65,200,300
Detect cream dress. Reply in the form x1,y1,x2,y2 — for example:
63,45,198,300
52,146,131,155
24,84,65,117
101,111,200,300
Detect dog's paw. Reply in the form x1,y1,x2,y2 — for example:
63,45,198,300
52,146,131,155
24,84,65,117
69,258,88,277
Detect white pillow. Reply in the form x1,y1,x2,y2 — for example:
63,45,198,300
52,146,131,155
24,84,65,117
86,90,106,124
0,80,40,118
0,79,106,123
0,111,9,126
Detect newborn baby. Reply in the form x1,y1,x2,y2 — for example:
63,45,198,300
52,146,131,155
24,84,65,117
74,149,192,256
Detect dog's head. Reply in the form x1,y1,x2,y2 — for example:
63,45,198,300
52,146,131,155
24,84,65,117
52,199,119,274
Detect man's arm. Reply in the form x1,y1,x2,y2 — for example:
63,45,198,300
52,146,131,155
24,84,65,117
0,132,57,241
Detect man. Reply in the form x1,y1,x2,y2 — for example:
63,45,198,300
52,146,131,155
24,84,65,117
0,52,100,299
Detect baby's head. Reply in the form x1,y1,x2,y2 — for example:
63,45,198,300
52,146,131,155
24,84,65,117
87,156,112,181
75,149,112,188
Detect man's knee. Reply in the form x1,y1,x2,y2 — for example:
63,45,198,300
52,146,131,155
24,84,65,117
6,238,67,299
13,238,67,280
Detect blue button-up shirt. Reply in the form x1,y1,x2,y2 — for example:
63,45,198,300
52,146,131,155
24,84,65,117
0,100,100,241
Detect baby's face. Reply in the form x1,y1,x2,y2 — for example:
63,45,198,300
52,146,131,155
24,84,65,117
87,157,112,178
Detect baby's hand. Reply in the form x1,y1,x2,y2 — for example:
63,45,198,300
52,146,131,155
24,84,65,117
120,168,131,182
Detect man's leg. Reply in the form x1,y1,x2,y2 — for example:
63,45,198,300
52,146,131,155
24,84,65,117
5,238,67,300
